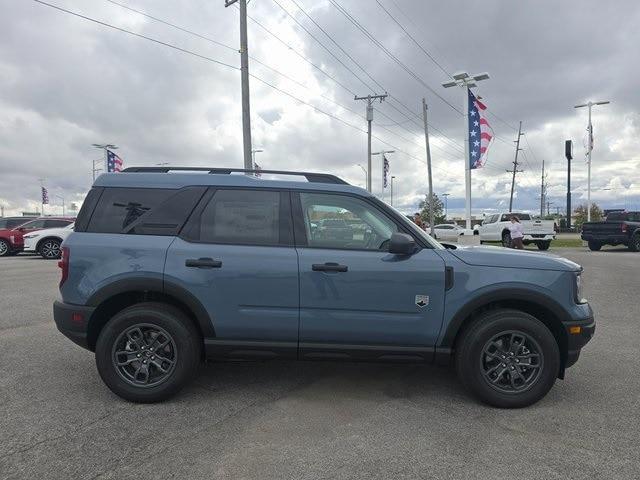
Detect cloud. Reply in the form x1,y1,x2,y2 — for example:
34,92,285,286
1,0,640,218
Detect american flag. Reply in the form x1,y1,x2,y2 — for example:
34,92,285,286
467,89,494,169
383,154,390,188
107,149,123,172
41,186,49,205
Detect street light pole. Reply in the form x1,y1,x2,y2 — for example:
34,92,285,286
443,72,490,233
574,100,609,222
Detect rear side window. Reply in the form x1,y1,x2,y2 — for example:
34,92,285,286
197,189,282,245
45,219,71,228
86,187,205,235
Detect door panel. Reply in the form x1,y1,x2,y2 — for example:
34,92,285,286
298,248,446,350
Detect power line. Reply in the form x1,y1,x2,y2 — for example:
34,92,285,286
32,0,239,71
327,0,462,115
375,0,451,78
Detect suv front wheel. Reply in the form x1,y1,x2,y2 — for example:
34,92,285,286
455,309,560,408
95,302,201,403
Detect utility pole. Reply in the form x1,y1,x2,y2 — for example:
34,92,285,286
422,98,435,236
55,194,65,217
226,0,253,170
442,193,450,220
442,71,490,232
390,176,396,206
507,121,524,212
540,159,546,218
372,149,394,200
574,100,609,221
355,93,388,192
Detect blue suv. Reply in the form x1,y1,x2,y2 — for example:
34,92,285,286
53,167,595,407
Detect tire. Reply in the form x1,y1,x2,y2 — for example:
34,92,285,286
0,239,10,257
537,241,551,251
588,240,602,251
455,309,560,408
501,231,511,248
39,238,62,259
95,302,202,403
629,233,640,252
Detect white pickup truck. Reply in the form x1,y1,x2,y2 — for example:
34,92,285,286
478,212,556,250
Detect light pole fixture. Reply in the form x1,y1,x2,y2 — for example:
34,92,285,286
442,71,490,233
92,143,118,176
574,100,610,222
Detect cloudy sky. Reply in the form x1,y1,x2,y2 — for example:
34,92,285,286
2,0,640,217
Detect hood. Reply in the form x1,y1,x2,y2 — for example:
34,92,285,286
448,245,581,272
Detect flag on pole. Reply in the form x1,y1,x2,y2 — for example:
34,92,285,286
106,149,123,172
41,186,49,205
383,154,390,188
467,89,494,169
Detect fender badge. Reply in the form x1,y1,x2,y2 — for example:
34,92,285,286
415,295,429,308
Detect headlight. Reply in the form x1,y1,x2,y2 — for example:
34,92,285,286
23,234,38,239
575,273,586,304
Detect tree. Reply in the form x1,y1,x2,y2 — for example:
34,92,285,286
418,193,446,225
573,203,603,229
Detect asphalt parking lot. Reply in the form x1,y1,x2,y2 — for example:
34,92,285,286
1,249,639,480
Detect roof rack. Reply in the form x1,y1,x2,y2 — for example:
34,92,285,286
121,167,349,185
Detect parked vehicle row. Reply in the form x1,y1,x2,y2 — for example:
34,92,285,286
0,217,75,257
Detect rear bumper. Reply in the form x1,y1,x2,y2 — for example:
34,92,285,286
562,315,596,368
53,300,95,351
581,234,628,244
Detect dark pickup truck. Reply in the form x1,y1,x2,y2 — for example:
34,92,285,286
581,211,640,251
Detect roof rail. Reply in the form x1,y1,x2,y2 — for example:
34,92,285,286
121,167,349,185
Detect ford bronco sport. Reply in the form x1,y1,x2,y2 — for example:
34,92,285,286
53,167,595,407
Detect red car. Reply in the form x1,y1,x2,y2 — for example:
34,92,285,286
0,217,74,257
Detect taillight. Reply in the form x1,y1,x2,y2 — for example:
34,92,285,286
58,246,70,287
621,224,628,233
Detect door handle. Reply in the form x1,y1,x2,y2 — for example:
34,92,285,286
185,258,222,269
312,262,348,272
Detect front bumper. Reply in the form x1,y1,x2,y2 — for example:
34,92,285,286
562,315,596,368
523,234,555,242
53,300,95,351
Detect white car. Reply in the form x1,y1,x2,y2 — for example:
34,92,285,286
23,223,74,259
431,223,464,241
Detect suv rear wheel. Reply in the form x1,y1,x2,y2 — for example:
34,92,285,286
455,309,560,408
629,233,640,252
95,302,201,403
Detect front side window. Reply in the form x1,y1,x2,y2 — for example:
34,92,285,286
300,192,398,250
199,189,281,245
45,219,71,228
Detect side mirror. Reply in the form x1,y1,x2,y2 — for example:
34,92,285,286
389,232,416,255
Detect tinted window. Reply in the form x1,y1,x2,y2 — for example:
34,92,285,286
606,212,629,221
87,187,204,235
300,192,398,250
198,189,281,245
0,218,32,229
74,187,103,232
45,219,72,228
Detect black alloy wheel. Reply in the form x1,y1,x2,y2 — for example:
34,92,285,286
480,331,543,394
0,239,9,257
112,324,178,388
